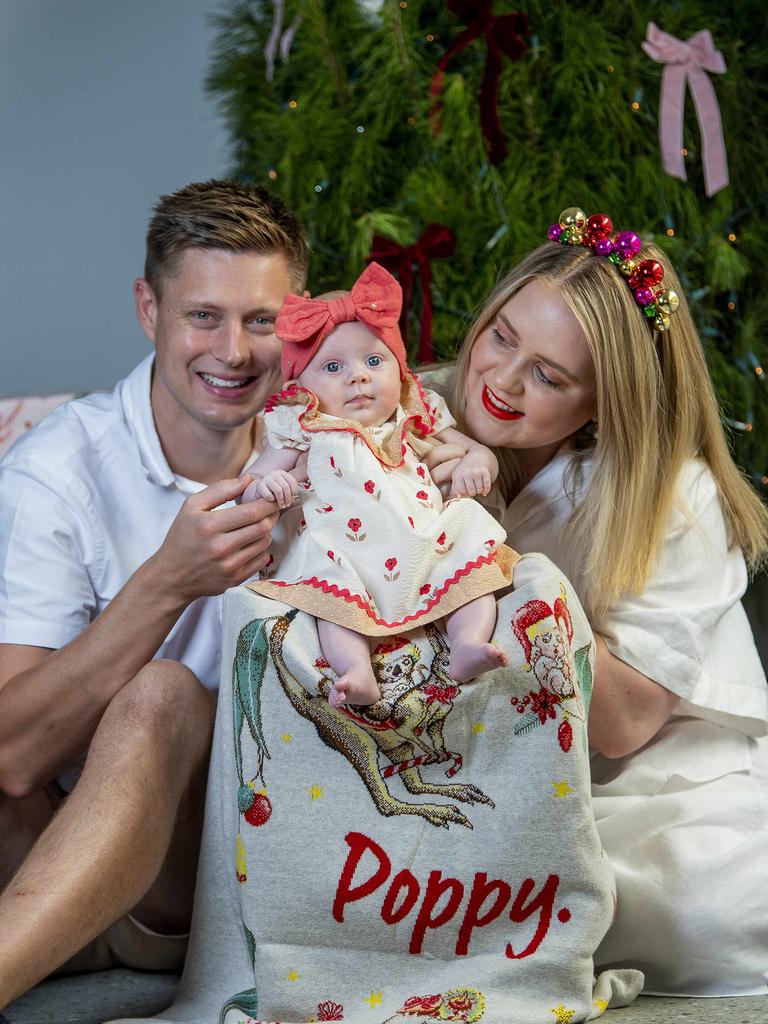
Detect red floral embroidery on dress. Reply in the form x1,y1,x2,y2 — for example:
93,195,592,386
407,515,415,528
364,480,376,493
419,583,431,595
327,550,335,560
345,516,366,541
383,556,400,582
314,657,331,669
416,489,429,500
435,530,455,553
416,464,426,479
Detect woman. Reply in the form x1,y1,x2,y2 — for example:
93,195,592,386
427,209,768,996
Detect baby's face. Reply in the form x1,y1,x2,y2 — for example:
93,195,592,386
297,322,402,428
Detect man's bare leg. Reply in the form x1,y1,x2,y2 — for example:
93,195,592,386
0,659,214,1007
0,788,56,891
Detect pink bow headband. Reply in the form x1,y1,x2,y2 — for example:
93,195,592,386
277,262,408,379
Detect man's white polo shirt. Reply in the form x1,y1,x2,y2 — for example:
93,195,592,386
0,354,241,692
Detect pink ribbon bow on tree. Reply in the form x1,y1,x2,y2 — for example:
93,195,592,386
642,22,729,197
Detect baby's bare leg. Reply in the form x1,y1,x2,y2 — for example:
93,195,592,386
317,619,379,707
445,594,508,682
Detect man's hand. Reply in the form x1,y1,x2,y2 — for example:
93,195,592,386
151,476,279,603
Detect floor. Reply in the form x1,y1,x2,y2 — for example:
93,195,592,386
4,970,768,1023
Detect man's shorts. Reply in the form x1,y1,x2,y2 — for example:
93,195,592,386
53,914,188,974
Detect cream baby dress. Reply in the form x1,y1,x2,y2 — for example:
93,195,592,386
248,377,516,634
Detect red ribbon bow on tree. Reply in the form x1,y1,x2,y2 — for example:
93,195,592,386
367,224,456,364
430,1,529,165
277,262,407,379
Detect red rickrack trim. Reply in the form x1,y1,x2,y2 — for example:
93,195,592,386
264,383,303,413
410,371,438,435
258,550,499,629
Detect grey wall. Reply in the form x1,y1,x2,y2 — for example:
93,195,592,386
0,0,232,397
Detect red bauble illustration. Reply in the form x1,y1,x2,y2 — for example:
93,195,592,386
558,720,573,752
244,792,273,827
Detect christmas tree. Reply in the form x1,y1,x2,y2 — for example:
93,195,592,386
207,0,768,486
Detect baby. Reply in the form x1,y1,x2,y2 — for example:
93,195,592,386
244,262,517,707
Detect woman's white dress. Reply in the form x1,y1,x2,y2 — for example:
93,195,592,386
496,449,768,996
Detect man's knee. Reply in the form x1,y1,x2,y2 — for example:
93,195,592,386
100,660,215,752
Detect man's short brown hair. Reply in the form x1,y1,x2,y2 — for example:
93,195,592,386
144,179,309,296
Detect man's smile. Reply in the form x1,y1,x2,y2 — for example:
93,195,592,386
198,371,257,396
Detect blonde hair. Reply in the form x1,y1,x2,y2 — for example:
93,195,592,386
453,243,768,617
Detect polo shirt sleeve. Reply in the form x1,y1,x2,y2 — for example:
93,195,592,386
594,462,749,703
0,463,98,649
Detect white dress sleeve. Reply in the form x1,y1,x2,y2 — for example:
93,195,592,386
263,398,312,452
420,388,456,434
595,461,766,730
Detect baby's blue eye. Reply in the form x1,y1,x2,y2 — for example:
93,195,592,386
325,361,341,373
367,355,382,367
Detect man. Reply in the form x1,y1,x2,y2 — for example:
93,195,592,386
0,179,309,1005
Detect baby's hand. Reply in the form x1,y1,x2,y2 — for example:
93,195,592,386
450,458,492,499
256,470,299,509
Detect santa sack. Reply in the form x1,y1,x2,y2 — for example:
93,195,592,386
133,553,641,1024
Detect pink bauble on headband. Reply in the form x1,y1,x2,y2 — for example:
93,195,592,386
276,262,408,380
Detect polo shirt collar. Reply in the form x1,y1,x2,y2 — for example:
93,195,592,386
117,353,176,488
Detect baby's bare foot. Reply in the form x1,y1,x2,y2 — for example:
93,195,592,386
448,642,508,683
329,672,380,708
